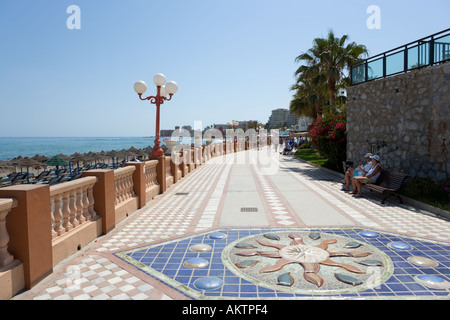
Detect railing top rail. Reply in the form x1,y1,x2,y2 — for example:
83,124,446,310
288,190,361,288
114,165,135,176
352,28,450,67
50,176,98,196
350,28,450,85
144,160,158,168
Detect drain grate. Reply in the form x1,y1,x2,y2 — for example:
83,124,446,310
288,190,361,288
240,207,258,213
175,192,189,196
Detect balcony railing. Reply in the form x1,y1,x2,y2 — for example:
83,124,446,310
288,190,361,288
351,28,450,85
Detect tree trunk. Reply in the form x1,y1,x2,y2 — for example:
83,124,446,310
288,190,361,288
328,79,336,114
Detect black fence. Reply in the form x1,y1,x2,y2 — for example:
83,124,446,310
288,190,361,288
351,28,450,85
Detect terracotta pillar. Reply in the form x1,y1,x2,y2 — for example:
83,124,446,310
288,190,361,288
124,162,146,209
0,185,52,289
168,157,178,184
82,169,115,235
151,156,166,193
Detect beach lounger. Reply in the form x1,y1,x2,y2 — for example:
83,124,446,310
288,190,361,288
46,177,60,185
11,173,27,184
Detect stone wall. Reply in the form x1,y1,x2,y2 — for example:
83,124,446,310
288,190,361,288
346,62,449,181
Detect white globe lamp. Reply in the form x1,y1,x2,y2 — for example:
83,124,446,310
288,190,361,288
165,81,178,95
153,73,166,87
160,85,168,97
134,81,147,94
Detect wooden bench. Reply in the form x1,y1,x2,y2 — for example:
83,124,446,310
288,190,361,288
363,170,409,204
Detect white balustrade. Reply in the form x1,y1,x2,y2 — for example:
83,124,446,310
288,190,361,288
114,166,136,207
50,177,97,240
144,160,159,190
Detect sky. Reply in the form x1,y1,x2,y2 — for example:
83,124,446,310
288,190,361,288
0,0,448,137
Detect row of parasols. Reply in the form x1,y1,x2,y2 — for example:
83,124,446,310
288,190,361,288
0,146,154,184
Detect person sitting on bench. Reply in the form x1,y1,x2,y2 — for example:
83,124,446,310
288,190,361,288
349,155,382,197
281,139,294,155
342,153,373,191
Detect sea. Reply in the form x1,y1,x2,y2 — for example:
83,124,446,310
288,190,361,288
0,137,159,161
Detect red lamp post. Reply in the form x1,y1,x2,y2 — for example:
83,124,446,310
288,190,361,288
134,74,178,157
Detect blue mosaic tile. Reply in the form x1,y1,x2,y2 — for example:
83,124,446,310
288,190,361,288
359,230,380,238
389,241,413,250
194,277,223,290
209,232,227,240
183,257,209,269
416,274,446,283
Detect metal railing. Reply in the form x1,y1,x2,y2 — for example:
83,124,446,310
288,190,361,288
351,28,450,85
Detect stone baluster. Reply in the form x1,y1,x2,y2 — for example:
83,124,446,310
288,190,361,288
76,188,85,225
120,174,126,201
69,190,78,228
61,191,71,232
0,199,16,267
126,173,132,199
82,185,90,220
87,183,96,219
128,173,136,197
114,175,121,205
52,194,64,238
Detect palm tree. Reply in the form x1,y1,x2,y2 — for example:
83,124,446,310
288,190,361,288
247,120,264,131
290,63,327,121
295,30,368,113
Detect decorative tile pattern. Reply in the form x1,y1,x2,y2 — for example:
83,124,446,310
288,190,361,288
97,157,228,252
115,228,450,299
253,167,297,226
195,156,233,232
15,255,156,300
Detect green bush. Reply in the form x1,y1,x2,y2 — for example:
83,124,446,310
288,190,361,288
308,113,347,172
400,177,450,211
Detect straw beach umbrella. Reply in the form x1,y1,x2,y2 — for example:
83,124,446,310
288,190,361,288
45,156,70,177
0,161,12,177
70,152,86,174
32,154,50,163
120,149,135,162
107,150,121,168
17,157,45,183
0,160,11,168
8,156,24,173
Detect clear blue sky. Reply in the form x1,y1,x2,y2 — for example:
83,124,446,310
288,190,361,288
0,0,448,137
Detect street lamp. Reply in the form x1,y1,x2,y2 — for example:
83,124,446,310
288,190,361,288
134,73,178,157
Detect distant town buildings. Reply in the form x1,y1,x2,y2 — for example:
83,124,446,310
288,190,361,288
266,108,312,130
160,109,312,137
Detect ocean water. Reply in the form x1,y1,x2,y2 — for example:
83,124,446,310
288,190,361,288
0,137,157,161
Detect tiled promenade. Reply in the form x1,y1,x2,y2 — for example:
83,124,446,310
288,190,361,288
11,150,450,300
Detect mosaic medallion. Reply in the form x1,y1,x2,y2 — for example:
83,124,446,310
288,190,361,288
114,228,450,299
222,230,394,295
